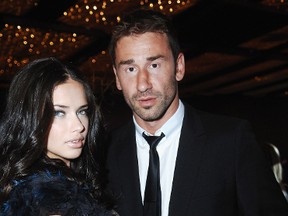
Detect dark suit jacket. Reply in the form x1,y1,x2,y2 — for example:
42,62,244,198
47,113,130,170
105,105,288,216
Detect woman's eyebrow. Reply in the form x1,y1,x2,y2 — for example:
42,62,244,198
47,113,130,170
53,104,68,108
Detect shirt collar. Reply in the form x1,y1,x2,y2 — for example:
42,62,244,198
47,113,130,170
134,100,185,139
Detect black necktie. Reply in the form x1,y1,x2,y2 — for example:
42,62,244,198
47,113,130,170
142,132,165,216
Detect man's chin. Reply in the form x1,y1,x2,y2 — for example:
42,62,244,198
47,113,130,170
136,110,164,122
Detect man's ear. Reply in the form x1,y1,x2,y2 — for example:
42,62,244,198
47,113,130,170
175,53,185,81
113,66,122,90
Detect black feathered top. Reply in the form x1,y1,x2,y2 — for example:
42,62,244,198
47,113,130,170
0,170,118,216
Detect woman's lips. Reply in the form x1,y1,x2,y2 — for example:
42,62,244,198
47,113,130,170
66,139,84,148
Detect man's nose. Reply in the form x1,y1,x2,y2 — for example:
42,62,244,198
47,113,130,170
137,69,152,92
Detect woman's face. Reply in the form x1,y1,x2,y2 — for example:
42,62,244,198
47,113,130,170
47,78,89,166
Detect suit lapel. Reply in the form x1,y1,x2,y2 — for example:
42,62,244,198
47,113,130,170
169,106,207,216
116,121,143,216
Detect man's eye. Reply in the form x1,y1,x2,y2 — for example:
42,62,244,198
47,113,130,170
150,63,159,69
127,67,135,72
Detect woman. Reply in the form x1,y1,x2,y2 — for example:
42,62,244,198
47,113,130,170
0,57,116,215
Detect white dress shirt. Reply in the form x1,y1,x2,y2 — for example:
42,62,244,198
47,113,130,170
134,100,184,216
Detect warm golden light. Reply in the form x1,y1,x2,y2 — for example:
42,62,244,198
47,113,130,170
0,0,196,80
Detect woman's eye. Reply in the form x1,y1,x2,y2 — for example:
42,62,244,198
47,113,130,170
54,110,64,117
78,109,88,116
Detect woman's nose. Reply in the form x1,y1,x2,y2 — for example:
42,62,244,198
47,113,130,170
72,116,85,132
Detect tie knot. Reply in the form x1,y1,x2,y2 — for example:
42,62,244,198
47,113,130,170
142,132,165,149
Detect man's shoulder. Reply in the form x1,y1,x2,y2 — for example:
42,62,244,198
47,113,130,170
184,103,250,131
108,119,134,139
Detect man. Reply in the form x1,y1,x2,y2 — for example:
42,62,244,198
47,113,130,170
105,9,288,216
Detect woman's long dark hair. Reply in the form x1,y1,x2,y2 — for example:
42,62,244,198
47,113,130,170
0,57,106,205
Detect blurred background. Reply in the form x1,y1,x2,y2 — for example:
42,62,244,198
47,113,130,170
0,0,288,189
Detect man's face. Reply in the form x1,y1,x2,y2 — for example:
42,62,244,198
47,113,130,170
113,32,185,127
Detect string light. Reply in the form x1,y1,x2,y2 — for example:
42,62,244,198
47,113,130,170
0,24,91,73
0,0,195,88
60,0,195,29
